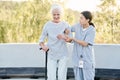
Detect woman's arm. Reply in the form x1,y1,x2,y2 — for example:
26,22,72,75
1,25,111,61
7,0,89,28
73,29,95,47
57,28,70,40
39,25,49,52
73,38,88,47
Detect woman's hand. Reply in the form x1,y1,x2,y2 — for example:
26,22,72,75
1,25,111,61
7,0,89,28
64,35,73,42
64,28,70,35
57,34,67,40
41,45,49,52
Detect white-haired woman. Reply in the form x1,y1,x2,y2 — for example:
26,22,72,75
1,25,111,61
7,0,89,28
39,4,70,80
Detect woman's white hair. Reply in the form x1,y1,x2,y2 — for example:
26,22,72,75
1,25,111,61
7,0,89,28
50,4,63,14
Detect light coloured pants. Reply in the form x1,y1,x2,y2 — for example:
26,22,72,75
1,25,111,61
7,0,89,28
47,56,68,80
74,67,84,80
74,67,95,80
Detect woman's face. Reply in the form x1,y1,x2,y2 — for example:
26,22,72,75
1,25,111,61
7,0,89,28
52,9,61,23
79,14,89,25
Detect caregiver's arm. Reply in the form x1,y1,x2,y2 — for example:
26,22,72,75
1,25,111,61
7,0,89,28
73,38,89,47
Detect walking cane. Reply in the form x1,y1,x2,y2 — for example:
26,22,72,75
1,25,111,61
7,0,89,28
40,48,49,80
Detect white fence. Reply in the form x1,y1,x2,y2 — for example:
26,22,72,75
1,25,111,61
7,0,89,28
0,43,120,69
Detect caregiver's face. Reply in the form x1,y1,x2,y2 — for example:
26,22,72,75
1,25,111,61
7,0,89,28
79,14,88,25
52,9,61,23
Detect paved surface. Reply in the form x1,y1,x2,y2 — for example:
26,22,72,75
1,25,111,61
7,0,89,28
0,78,75,80
0,78,120,80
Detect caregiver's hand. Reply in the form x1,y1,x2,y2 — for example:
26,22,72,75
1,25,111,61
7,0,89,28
57,34,67,40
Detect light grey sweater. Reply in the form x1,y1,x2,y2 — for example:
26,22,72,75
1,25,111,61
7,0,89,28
39,21,70,60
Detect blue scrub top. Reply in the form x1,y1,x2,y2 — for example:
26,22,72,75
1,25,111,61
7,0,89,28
71,23,96,69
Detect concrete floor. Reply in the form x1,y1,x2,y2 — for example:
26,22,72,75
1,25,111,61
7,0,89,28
0,78,120,80
0,78,75,80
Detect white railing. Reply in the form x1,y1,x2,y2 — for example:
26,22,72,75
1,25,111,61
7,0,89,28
0,43,120,69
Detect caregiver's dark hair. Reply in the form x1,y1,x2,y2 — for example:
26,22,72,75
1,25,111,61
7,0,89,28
81,11,95,27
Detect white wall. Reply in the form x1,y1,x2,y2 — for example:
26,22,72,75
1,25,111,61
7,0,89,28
0,43,120,69
94,44,120,69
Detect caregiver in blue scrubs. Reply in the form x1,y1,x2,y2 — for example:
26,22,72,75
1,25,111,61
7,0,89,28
67,11,96,80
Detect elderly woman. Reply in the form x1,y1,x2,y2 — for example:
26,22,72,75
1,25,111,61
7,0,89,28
39,4,70,80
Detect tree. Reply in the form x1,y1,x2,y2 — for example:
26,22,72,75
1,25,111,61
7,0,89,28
0,0,51,43
93,0,120,43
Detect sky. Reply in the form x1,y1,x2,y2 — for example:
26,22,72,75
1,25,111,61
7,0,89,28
1,0,120,12
1,0,101,12
66,0,101,11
